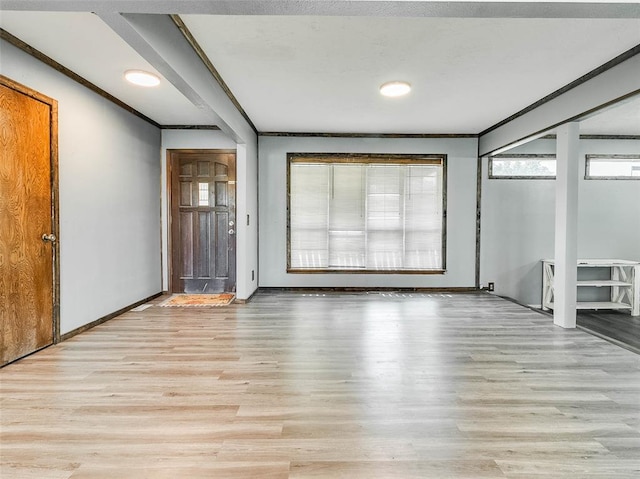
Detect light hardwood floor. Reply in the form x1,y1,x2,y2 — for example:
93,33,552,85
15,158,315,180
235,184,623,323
1,291,639,478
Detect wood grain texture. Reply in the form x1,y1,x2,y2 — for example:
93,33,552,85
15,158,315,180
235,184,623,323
0,79,55,365
578,310,640,354
169,150,236,294
1,291,639,478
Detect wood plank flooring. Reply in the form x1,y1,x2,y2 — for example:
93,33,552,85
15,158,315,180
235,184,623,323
1,291,639,478
577,310,640,354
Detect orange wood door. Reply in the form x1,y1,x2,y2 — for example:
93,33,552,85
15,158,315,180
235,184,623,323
0,79,57,366
169,150,236,293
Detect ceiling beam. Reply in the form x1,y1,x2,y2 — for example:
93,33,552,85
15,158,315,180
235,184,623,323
480,44,640,137
97,12,256,144
170,14,257,134
2,1,639,18
478,54,640,156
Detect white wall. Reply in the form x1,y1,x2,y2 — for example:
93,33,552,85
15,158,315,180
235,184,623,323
1,39,162,334
259,136,478,288
160,130,259,300
480,137,640,306
235,141,259,300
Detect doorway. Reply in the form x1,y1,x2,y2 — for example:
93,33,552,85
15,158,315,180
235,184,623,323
168,150,236,293
0,76,59,366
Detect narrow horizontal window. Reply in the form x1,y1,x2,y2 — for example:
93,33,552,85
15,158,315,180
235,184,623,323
586,155,640,179
489,154,556,179
287,154,446,274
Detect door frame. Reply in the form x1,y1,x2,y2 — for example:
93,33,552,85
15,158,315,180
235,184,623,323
1,75,60,345
166,149,237,294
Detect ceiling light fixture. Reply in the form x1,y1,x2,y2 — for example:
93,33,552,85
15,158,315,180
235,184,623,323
379,81,411,97
124,70,160,87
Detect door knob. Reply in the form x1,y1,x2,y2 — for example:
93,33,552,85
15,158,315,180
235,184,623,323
42,233,56,243
228,229,235,235
229,220,235,227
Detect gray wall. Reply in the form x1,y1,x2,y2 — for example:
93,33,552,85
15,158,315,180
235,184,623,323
1,39,162,334
480,137,640,306
259,136,478,288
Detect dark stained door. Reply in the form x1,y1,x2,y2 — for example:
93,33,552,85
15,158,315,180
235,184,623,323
0,78,58,366
170,150,236,293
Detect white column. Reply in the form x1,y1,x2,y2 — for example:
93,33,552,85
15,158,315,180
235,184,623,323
632,265,640,317
235,143,248,300
553,122,580,328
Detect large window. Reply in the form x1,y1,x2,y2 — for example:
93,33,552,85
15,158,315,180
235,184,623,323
287,154,446,273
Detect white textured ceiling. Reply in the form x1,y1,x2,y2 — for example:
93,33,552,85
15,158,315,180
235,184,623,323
1,2,639,134
0,11,215,125
182,14,640,134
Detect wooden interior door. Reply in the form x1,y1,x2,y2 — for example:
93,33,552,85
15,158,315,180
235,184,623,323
169,150,236,293
0,76,58,366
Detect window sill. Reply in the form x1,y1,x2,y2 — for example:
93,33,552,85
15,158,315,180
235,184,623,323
287,268,446,275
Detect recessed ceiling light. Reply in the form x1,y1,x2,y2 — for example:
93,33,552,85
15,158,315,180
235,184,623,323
124,70,160,87
380,81,411,97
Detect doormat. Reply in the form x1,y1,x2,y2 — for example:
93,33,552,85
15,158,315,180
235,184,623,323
159,293,235,307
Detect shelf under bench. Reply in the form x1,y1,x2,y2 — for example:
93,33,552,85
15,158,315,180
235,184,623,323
577,280,632,287
541,259,640,317
545,301,632,311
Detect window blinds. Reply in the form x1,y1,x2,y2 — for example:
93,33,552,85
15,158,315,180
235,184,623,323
289,159,444,272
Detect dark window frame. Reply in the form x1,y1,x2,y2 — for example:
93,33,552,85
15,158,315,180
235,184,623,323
286,153,447,274
488,154,557,179
585,154,640,180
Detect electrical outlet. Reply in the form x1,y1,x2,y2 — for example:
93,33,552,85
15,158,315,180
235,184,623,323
488,282,494,292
